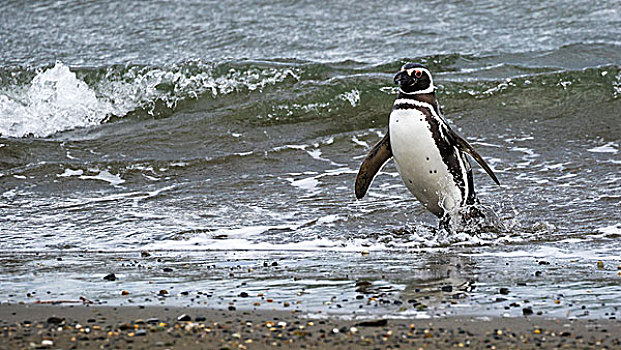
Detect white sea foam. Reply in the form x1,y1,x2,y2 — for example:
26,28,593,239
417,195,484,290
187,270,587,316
306,148,327,162
338,88,360,107
587,142,618,154
351,135,369,148
143,235,388,252
57,185,176,208
597,224,621,235
79,170,125,186
469,245,621,260
0,62,118,138
57,168,84,177
289,177,320,193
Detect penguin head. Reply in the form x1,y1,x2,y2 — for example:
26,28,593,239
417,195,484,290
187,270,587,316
394,63,434,94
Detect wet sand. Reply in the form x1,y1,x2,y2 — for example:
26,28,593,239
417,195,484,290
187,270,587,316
1,304,619,349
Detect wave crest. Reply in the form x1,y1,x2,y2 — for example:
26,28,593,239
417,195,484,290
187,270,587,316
0,61,301,138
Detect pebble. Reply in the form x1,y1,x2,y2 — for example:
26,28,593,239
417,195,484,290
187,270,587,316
46,316,63,324
103,273,116,281
177,314,191,322
499,288,510,295
5,307,621,349
356,319,387,327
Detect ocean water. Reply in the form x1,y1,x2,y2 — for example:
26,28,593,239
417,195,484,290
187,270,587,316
0,1,620,319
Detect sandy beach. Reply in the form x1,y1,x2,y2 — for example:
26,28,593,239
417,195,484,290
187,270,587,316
2,1,620,350
1,304,619,349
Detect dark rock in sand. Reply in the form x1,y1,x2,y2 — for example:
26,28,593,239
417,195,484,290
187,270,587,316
441,285,453,292
177,314,191,322
355,319,387,327
523,307,534,316
499,287,510,295
46,316,63,324
103,273,116,281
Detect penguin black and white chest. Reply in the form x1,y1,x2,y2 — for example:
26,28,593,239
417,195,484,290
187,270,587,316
355,63,500,220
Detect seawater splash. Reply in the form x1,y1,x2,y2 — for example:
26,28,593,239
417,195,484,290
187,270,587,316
0,62,117,138
0,61,301,138
89,61,301,116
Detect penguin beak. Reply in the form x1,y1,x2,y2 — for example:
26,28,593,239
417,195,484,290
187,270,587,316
394,70,414,86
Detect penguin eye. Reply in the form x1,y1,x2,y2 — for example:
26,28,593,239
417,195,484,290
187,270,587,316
414,70,423,78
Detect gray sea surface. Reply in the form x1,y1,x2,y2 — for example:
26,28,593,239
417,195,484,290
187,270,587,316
0,0,620,319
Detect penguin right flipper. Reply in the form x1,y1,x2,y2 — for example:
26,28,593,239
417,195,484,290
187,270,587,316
355,133,393,199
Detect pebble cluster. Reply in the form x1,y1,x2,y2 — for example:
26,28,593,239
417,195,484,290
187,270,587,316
2,306,620,349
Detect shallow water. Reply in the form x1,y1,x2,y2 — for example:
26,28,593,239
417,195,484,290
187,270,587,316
0,0,620,319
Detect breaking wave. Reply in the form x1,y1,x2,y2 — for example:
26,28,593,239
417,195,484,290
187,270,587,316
0,46,619,139
0,61,301,138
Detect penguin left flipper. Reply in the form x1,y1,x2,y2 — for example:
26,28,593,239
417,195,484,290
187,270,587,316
448,129,501,186
355,133,393,199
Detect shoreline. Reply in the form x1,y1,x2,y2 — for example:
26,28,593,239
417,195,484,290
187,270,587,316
1,304,619,349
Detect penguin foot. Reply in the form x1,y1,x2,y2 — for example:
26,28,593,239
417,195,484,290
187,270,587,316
439,205,505,234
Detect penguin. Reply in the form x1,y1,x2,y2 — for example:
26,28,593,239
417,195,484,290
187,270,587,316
355,63,500,226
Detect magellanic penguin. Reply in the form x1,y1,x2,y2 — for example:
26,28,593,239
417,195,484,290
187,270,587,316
355,63,500,226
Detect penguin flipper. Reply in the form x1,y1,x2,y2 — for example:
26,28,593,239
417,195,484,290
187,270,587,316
450,130,501,186
355,133,393,199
